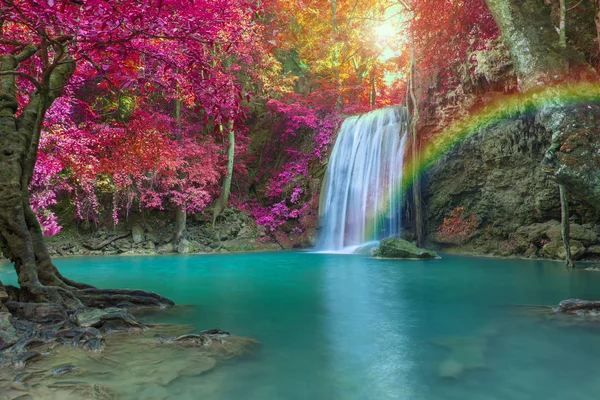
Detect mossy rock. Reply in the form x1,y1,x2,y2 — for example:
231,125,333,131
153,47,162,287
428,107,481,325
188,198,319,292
546,224,598,246
373,238,440,259
541,240,585,260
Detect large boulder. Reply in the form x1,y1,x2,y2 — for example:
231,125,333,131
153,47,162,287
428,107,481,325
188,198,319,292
157,243,174,254
547,223,598,246
132,224,145,244
515,220,560,241
373,238,440,259
177,239,191,254
541,240,585,260
585,244,600,257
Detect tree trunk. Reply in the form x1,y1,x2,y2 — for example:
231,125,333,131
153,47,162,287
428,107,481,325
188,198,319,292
173,208,186,243
0,52,172,311
212,119,235,226
559,0,566,48
369,72,376,108
559,184,575,269
332,0,337,30
485,0,600,207
172,98,186,243
484,0,570,90
595,1,600,52
408,47,424,247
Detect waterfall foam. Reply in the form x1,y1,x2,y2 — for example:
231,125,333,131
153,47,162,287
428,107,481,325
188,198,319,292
317,106,408,252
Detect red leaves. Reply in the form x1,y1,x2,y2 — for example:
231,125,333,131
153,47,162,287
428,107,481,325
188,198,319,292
437,206,479,242
3,0,271,230
407,0,499,87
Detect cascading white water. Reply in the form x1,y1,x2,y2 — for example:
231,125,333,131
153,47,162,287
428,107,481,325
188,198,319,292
317,106,408,252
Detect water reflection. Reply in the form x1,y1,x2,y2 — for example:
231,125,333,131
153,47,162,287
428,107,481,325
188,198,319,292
322,255,415,399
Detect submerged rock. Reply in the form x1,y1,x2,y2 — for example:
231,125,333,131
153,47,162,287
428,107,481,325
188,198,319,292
373,238,440,259
0,324,258,399
554,299,600,315
51,364,79,376
438,359,465,379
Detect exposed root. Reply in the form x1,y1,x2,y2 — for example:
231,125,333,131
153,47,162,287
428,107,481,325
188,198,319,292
75,288,175,310
26,283,83,310
4,280,173,317
54,271,95,290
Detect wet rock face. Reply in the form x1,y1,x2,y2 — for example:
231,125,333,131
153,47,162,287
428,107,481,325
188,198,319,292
374,238,439,259
425,116,558,237
423,112,600,260
542,104,600,212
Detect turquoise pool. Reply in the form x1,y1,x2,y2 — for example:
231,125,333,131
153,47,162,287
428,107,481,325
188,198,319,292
1,252,600,399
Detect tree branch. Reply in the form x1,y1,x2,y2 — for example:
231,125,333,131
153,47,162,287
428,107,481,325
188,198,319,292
14,44,37,62
0,70,41,90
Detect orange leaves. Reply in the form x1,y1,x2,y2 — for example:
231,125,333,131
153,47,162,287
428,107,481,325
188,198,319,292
438,206,479,242
267,0,407,111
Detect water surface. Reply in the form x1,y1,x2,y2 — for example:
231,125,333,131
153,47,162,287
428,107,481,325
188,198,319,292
2,253,600,399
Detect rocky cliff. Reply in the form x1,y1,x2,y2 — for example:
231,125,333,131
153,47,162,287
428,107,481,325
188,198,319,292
415,38,600,262
423,113,600,260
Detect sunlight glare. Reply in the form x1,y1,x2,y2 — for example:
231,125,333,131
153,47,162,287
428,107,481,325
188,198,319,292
374,21,396,42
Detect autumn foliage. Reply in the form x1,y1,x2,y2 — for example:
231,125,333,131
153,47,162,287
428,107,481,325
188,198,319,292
437,206,479,242
1,0,501,238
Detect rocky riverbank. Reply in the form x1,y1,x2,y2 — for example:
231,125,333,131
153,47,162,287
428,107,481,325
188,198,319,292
7,208,283,260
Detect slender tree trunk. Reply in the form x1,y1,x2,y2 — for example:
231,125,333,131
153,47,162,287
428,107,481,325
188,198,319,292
332,0,337,30
369,72,376,108
174,208,186,243
559,184,575,269
408,47,424,247
559,0,566,48
212,119,235,226
172,98,186,243
595,1,600,52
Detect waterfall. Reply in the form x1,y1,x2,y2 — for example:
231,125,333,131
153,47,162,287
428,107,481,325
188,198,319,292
317,106,408,252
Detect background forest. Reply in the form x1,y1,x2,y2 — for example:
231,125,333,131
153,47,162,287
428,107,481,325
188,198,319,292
2,0,600,261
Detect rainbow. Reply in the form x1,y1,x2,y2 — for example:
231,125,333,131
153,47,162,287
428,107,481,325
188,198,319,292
367,81,600,238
